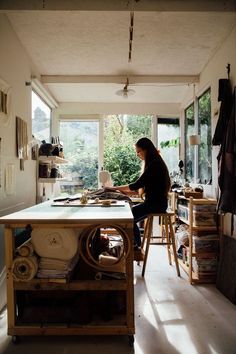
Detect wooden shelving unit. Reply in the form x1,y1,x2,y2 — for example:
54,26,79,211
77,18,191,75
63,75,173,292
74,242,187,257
176,196,218,284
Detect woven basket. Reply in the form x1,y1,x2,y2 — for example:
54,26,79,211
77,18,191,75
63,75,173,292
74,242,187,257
184,191,203,199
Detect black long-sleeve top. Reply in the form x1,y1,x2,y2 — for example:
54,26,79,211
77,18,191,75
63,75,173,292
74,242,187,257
129,157,169,211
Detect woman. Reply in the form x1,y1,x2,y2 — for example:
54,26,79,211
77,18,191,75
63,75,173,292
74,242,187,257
108,137,171,256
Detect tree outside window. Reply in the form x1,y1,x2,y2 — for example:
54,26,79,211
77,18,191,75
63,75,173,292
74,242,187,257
104,115,152,185
198,89,212,184
185,104,195,182
32,90,51,142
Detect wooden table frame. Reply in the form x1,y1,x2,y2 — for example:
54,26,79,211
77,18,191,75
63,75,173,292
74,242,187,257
1,202,135,341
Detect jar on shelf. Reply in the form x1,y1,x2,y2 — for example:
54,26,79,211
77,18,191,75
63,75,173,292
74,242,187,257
39,163,50,178
50,163,58,178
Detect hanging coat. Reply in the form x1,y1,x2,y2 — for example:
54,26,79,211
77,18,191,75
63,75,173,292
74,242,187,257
218,87,236,215
212,79,233,146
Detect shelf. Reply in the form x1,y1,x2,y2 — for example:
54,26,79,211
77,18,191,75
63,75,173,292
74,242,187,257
178,217,217,231
184,246,218,258
38,178,67,183
38,156,68,164
178,196,217,205
14,279,127,291
175,195,219,285
9,324,134,336
172,255,216,284
191,252,218,257
178,216,189,225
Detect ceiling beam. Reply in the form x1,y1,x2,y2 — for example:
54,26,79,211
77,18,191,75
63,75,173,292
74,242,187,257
41,75,199,85
0,0,235,12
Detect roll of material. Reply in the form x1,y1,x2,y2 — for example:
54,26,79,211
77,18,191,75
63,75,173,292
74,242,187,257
31,228,80,260
16,240,34,257
98,254,125,273
12,256,38,282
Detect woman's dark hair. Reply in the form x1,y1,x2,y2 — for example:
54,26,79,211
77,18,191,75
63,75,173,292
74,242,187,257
136,137,171,195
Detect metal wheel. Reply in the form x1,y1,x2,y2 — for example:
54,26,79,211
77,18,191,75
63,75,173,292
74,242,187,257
12,335,20,344
128,334,134,347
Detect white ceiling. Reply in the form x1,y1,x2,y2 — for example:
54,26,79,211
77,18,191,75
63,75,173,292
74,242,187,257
6,10,236,104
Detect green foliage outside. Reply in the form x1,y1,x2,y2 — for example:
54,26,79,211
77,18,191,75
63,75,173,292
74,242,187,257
185,104,195,181
198,89,212,183
104,115,152,185
160,137,180,149
60,121,99,190
59,116,152,191
184,90,212,184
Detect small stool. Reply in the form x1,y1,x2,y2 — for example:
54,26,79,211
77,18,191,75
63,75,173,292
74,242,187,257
141,212,180,277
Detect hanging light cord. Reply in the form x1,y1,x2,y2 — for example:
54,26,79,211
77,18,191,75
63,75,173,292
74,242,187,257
128,12,134,62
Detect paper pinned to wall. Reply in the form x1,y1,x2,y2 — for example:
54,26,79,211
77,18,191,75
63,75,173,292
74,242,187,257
0,137,2,189
0,77,12,127
5,163,15,196
16,116,28,170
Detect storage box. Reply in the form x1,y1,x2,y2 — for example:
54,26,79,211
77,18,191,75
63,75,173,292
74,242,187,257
193,204,216,212
178,205,189,221
193,257,218,274
184,191,203,199
178,205,216,226
193,236,219,253
193,211,216,226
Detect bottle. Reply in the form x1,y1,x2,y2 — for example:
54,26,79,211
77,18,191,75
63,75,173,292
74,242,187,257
50,163,58,178
42,187,47,202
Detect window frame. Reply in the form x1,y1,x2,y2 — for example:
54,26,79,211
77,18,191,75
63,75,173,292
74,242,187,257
197,87,212,184
184,103,195,182
183,86,212,185
31,89,52,142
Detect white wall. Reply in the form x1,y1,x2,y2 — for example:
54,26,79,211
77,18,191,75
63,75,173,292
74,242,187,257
53,102,180,135
180,24,236,198
180,24,236,236
0,14,37,310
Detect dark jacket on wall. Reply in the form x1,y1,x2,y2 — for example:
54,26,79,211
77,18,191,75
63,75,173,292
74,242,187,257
212,79,233,146
218,87,236,215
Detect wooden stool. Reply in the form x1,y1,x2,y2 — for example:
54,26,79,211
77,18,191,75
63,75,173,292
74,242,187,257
141,212,180,277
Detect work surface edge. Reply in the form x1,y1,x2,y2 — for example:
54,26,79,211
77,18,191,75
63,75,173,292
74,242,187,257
0,200,134,225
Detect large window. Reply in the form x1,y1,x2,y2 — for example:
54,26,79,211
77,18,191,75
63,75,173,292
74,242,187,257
59,120,99,193
104,114,152,185
32,90,51,142
184,89,212,184
184,104,195,182
157,118,180,176
198,89,212,184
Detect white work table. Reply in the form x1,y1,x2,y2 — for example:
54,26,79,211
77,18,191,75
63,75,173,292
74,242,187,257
0,200,135,345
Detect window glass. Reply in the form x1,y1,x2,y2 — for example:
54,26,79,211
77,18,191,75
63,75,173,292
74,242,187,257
104,114,152,185
59,120,99,193
198,89,212,184
157,118,180,176
32,90,51,141
185,104,195,182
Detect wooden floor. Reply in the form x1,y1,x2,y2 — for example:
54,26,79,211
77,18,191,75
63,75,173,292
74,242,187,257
1,246,236,354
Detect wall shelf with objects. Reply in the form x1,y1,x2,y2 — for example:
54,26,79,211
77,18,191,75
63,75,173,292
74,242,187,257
175,196,219,284
38,156,68,164
38,178,67,183
37,154,69,203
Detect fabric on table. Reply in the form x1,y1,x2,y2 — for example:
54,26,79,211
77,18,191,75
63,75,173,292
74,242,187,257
87,188,131,202
12,256,38,282
31,228,80,260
